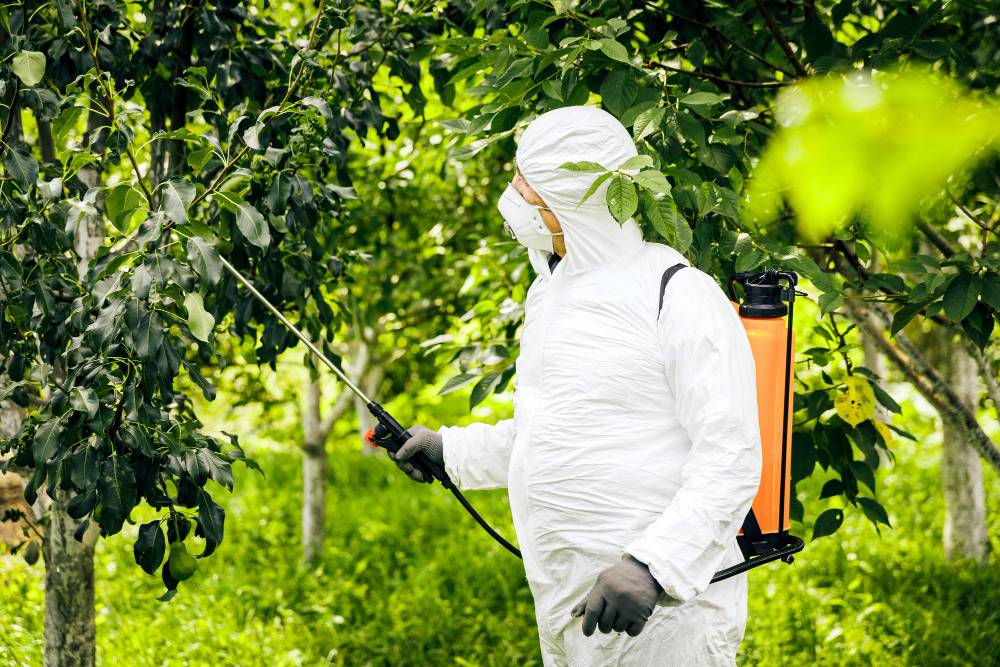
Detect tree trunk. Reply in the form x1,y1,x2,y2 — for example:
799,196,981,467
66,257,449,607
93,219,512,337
921,328,989,563
41,102,107,667
859,254,893,469
301,379,327,564
936,340,989,562
43,489,99,667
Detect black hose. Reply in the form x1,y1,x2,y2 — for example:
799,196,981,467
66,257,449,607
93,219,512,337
448,486,522,559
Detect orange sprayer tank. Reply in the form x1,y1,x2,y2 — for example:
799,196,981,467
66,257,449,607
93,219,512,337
730,303,795,534
708,268,804,584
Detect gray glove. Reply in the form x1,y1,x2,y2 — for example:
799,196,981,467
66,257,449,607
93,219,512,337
389,425,443,484
570,554,663,637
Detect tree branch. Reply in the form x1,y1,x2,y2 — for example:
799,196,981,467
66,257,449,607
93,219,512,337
843,296,1000,474
753,0,809,77
1,79,21,150
651,62,789,88
188,0,328,211
76,0,155,206
915,219,956,257
649,3,796,77
948,189,999,239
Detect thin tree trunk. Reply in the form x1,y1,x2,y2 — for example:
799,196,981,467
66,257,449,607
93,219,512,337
300,364,353,563
43,102,106,667
43,489,99,667
924,332,990,563
301,379,327,564
859,253,893,469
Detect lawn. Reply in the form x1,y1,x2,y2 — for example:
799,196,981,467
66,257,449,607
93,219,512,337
2,394,998,666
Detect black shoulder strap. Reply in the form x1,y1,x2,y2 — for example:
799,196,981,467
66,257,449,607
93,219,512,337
657,262,689,316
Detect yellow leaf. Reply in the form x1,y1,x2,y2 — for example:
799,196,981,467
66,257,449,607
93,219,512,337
835,376,876,427
874,420,894,449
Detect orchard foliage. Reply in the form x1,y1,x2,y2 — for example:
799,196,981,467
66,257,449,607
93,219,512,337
428,0,999,537
0,0,458,595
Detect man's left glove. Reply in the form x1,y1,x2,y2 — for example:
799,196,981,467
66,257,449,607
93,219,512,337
570,554,663,637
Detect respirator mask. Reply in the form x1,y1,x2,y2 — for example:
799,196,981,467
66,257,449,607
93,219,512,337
497,183,563,253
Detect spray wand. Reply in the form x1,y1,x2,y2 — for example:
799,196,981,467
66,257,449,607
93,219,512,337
220,257,522,558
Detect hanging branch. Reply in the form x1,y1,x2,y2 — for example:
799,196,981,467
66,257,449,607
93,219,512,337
189,0,328,210
948,189,1000,239
651,62,789,89
648,3,797,77
753,0,809,77
76,0,155,207
843,296,1000,474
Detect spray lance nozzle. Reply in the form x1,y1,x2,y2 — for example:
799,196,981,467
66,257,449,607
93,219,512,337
363,402,454,489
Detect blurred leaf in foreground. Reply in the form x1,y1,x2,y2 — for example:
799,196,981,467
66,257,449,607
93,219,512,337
745,67,1000,245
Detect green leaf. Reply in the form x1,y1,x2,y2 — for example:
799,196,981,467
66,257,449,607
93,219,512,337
186,237,222,285
66,489,97,519
187,146,215,173
53,106,86,144
134,312,163,361
641,190,668,241
439,372,478,395
577,171,613,207
598,38,629,63
470,372,501,408
184,292,215,342
633,107,665,142
961,301,995,351
195,489,225,557
242,122,264,150
619,155,654,171
606,174,638,223
870,382,902,415
70,387,99,419
634,169,671,194
819,479,844,499
160,178,196,226
558,161,606,173
942,272,980,322
980,272,1000,310
12,51,46,86
890,299,929,335
134,521,167,575
654,194,691,253
736,249,766,273
266,172,291,213
858,497,890,526
97,456,137,536
4,146,39,189
819,290,844,314
33,418,63,466
812,508,844,539
850,460,876,493
680,91,724,106
235,203,270,249
106,183,146,232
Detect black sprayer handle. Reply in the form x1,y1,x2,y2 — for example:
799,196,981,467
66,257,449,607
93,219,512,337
365,402,453,488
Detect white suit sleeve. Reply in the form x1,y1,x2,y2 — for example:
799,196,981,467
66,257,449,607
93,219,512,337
625,268,762,603
439,418,516,490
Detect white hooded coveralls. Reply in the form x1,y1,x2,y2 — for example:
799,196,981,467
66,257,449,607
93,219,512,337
440,106,762,666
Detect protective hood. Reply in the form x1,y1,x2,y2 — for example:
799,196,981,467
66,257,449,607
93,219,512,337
515,105,645,278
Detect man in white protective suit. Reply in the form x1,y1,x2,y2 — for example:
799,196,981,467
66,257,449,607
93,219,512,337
392,105,763,666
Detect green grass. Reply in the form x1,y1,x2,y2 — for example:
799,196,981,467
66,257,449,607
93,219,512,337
2,409,999,666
